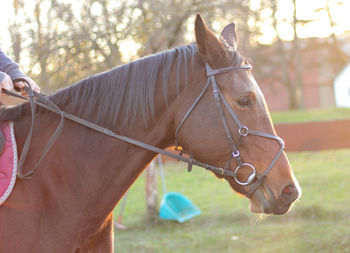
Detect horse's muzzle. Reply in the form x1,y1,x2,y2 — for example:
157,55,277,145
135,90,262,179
253,182,300,215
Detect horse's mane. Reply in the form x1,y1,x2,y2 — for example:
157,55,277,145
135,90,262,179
0,44,198,128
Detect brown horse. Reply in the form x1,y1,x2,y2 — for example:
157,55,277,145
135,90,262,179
0,14,300,252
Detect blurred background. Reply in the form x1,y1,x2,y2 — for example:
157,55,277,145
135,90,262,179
1,0,350,252
1,0,350,111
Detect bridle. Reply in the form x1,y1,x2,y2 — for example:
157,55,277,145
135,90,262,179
174,63,285,198
3,61,284,199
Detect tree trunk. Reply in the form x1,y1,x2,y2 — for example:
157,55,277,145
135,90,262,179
271,0,297,110
287,84,298,109
292,0,304,109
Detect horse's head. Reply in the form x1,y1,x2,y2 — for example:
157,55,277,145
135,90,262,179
174,14,301,215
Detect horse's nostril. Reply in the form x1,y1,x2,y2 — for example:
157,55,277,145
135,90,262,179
283,185,292,194
280,184,298,205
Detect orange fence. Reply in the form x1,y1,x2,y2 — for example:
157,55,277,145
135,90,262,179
163,119,350,163
275,119,350,151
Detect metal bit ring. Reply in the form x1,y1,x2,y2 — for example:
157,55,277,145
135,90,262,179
234,163,256,186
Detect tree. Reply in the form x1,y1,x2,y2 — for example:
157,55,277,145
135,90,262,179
317,0,349,70
8,0,261,92
250,0,316,109
9,0,25,63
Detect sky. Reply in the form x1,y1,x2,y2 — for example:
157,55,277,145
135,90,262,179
0,0,13,47
1,0,350,49
256,0,350,43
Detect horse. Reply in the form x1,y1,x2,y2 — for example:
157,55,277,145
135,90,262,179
0,14,301,252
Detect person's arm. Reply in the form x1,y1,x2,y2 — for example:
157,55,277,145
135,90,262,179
0,49,26,81
0,49,40,96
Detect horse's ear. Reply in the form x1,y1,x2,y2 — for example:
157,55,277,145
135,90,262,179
195,13,226,66
220,23,238,51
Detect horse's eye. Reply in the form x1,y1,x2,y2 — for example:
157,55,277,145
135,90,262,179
237,98,252,108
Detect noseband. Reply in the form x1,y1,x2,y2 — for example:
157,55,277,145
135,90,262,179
4,61,285,199
175,63,285,198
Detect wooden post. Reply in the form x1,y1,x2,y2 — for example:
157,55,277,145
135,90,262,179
145,160,158,219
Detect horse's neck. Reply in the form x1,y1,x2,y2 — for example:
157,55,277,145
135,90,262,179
10,113,168,228
13,74,179,220
12,53,199,226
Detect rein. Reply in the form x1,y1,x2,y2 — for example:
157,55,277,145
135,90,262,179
2,81,236,180
3,62,285,199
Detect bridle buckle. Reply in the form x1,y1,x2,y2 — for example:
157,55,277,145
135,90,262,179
232,150,240,158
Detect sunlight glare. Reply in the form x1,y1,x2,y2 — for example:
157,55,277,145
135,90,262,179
257,0,350,44
119,39,141,63
1,0,350,49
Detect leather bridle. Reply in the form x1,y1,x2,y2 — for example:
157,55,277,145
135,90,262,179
3,61,285,199
175,63,285,198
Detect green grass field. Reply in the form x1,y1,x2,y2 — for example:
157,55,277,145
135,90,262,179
113,149,350,253
271,107,350,124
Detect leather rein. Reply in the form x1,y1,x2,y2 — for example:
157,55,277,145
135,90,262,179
4,62,285,199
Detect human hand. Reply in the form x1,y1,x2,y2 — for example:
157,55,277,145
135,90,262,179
0,74,14,96
14,77,40,97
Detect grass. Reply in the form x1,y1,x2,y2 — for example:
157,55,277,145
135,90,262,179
113,149,350,253
271,107,350,124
